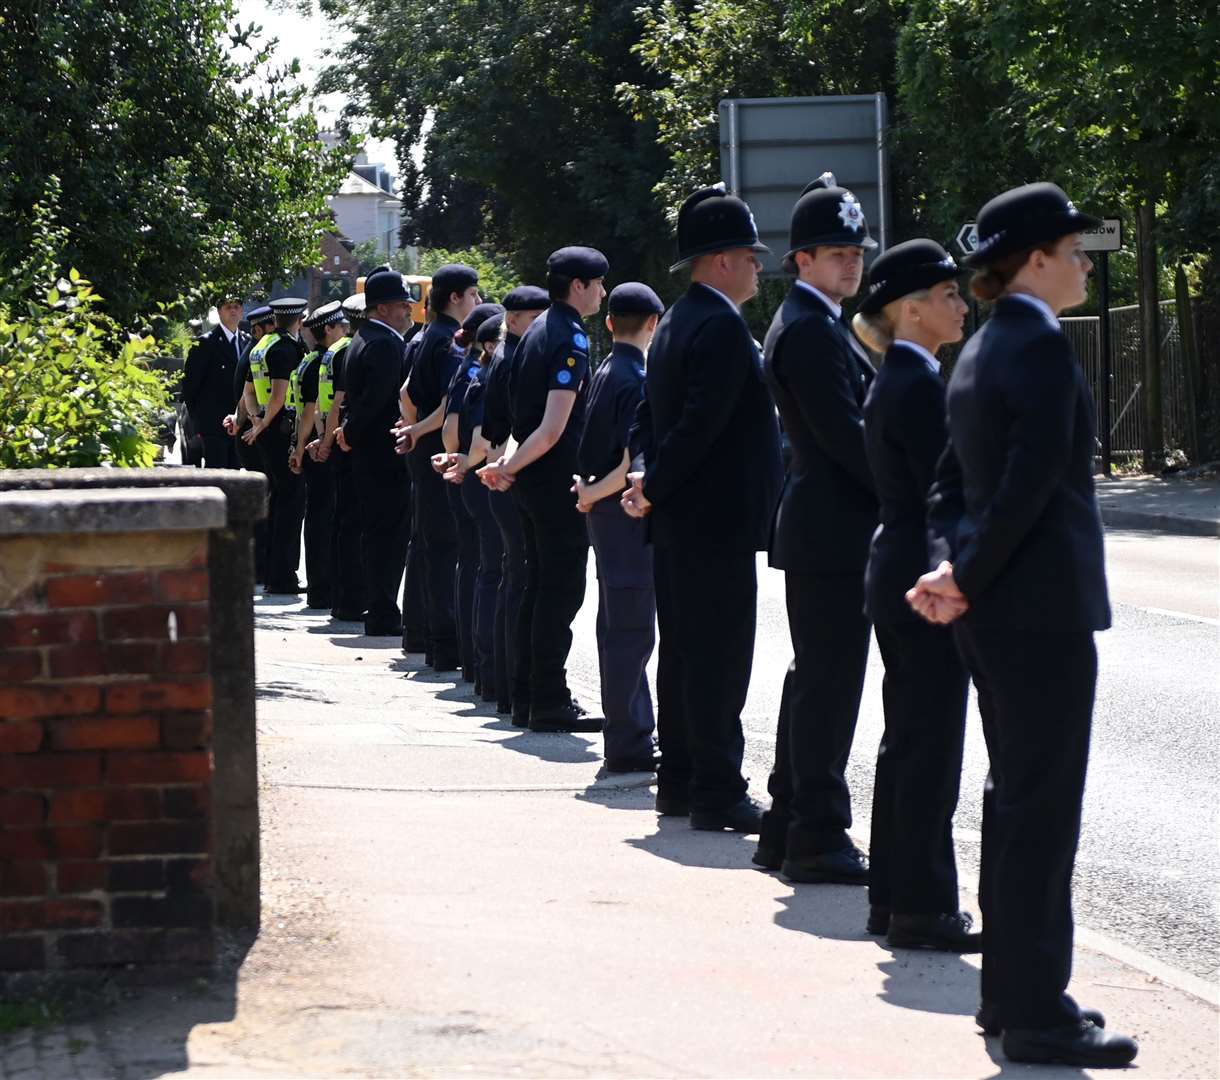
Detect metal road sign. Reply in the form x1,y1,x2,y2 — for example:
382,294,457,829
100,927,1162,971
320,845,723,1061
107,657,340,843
1081,219,1122,252
956,222,979,255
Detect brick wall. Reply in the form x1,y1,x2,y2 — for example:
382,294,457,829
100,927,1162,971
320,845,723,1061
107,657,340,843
0,530,215,974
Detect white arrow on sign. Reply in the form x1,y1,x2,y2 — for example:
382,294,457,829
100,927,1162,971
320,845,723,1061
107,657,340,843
956,222,979,255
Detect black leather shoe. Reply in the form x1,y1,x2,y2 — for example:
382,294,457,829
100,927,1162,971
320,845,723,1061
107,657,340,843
1003,1020,1136,1067
655,792,691,817
867,905,890,935
604,754,659,774
529,700,602,733
331,608,366,622
781,847,869,885
511,704,530,728
751,845,783,871
364,621,403,637
431,654,460,673
690,796,764,833
978,1001,1105,1037
888,911,981,952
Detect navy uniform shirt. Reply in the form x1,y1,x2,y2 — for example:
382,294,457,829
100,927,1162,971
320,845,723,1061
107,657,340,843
405,313,462,419
510,301,590,481
577,342,646,486
480,332,521,447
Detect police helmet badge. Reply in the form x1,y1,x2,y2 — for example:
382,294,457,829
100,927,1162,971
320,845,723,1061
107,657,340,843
838,195,864,233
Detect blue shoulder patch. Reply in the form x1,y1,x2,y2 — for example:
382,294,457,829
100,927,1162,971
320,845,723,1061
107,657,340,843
572,332,589,350
556,369,573,386
467,365,480,379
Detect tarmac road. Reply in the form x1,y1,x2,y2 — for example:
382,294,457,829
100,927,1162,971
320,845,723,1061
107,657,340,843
563,527,1220,984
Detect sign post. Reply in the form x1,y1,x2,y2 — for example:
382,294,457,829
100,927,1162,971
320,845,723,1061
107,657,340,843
1083,219,1123,476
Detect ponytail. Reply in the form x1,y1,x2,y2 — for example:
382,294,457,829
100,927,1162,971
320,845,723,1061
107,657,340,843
852,310,894,355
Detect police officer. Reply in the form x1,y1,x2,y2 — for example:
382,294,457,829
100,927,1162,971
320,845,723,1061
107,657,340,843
851,240,977,950
336,270,412,635
479,286,550,720
243,296,308,594
183,293,247,469
479,248,605,733
398,264,481,671
752,173,879,878
909,184,1137,1067
400,291,432,657
291,300,348,611
621,185,782,829
573,283,663,773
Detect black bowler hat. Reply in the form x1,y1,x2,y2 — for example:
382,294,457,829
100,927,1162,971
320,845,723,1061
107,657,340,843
671,183,768,272
502,285,551,311
269,296,308,318
476,311,505,344
430,263,480,304
608,282,664,317
246,304,275,327
341,292,365,321
462,302,505,339
784,172,877,272
547,246,609,279
859,240,960,316
305,299,347,329
965,182,1101,268
364,269,411,306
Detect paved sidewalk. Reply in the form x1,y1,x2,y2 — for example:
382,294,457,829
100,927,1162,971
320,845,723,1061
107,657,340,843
8,598,1218,1078
1096,472,1220,536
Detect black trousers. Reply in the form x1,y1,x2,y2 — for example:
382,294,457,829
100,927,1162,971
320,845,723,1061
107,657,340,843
490,489,525,709
200,433,237,469
587,502,656,761
512,477,588,713
447,480,479,680
956,623,1095,1031
868,618,969,914
352,456,410,630
330,449,366,617
400,533,429,651
257,414,304,591
302,452,335,608
653,546,754,812
760,572,871,857
462,472,503,697
234,426,269,584
408,436,459,663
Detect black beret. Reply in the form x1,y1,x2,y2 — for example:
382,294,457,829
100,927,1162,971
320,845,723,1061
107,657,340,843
246,304,275,326
546,246,609,279
269,296,308,317
430,263,480,302
476,311,505,344
608,282,664,316
461,302,505,339
364,269,411,306
502,285,551,311
671,183,769,272
858,240,961,316
965,182,1102,268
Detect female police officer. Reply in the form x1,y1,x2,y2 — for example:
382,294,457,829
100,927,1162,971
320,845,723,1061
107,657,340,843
852,240,976,951
909,183,1137,1067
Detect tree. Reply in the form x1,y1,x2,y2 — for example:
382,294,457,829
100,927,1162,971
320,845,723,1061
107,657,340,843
0,0,353,324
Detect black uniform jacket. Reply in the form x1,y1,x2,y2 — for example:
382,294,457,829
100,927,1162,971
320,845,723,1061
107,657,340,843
862,343,949,624
183,325,248,436
480,332,520,448
763,283,878,574
341,320,408,474
636,282,783,553
928,296,1111,631
406,314,462,421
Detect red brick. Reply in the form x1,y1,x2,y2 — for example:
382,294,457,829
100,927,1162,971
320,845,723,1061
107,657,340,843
0,611,97,648
157,569,209,603
161,711,212,750
58,929,163,967
167,857,212,891
0,826,101,860
56,860,106,893
106,679,211,714
47,643,106,679
105,787,163,821
109,821,208,857
0,792,46,826
0,684,100,720
108,859,165,891
0,651,43,682
102,606,208,642
46,572,153,609
0,753,102,788
162,642,209,675
47,788,107,824
0,720,43,753
106,751,211,784
0,936,45,971
47,715,160,751
0,862,47,897
102,642,161,675
162,786,208,820
113,893,212,928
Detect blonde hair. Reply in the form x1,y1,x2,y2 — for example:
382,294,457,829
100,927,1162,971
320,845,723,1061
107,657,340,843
850,289,930,355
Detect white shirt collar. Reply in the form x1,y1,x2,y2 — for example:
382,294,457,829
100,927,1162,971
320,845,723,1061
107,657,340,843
695,281,739,312
368,317,405,342
794,279,842,319
219,324,237,343
893,339,941,374
1008,292,1060,330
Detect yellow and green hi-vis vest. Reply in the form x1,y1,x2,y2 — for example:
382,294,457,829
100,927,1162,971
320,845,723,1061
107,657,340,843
317,336,349,416
288,351,319,413
248,332,280,406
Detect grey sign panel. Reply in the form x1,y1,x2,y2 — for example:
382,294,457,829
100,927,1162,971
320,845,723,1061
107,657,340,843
720,94,889,274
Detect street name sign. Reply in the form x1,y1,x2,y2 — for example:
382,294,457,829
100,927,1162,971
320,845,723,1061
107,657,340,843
1081,219,1122,251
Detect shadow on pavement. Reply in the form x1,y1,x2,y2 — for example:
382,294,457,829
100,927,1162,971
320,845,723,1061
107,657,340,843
624,817,759,869
490,730,601,765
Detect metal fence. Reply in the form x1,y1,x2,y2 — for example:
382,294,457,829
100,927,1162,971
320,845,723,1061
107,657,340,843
1060,299,1190,461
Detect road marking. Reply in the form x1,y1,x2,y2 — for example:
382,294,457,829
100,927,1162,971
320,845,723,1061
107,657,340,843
1135,606,1220,626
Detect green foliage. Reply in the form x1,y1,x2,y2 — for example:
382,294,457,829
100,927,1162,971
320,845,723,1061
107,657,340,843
0,0,355,324
415,249,520,305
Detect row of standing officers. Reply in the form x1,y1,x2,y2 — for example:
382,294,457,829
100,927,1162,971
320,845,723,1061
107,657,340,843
181,175,1136,1069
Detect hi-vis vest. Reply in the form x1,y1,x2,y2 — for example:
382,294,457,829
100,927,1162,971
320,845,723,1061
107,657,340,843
248,332,280,406
318,336,349,416
288,351,319,413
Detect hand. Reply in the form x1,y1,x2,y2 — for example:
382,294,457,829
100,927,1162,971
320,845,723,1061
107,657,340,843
477,457,514,491
222,414,238,436
571,475,595,513
906,561,969,625
620,471,652,519
288,449,303,474
336,426,350,452
314,436,332,462
241,418,263,445
393,420,416,455
443,454,469,484
305,438,321,462
431,451,454,475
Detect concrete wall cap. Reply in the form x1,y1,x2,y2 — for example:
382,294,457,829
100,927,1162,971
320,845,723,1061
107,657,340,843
0,486,226,537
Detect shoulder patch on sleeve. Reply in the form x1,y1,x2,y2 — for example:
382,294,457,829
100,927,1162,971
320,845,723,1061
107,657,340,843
556,369,573,386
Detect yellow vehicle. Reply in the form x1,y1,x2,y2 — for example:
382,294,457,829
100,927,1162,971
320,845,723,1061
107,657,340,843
354,273,432,326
